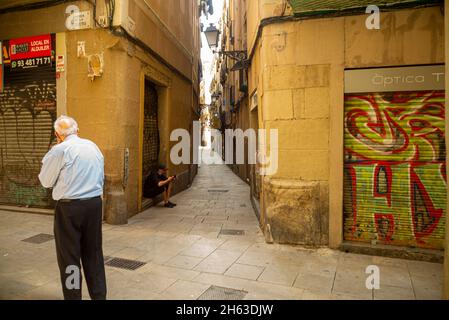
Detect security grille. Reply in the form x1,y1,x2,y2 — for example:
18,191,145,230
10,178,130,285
220,229,245,236
22,233,54,244
343,91,446,249
142,80,160,183
0,35,57,209
105,257,146,271
198,285,247,300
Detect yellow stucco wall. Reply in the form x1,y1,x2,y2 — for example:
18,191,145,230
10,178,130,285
247,6,444,246
0,1,200,221
64,29,195,219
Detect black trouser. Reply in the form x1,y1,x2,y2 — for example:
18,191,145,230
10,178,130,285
144,184,168,198
54,196,107,300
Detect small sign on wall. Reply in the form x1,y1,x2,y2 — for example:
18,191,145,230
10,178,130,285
345,65,445,93
56,55,65,72
77,41,86,58
66,6,91,31
250,90,258,111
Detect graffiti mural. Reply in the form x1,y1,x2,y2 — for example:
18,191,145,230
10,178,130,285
343,91,446,249
0,37,56,208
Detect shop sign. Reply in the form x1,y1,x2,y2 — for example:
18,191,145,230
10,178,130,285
10,34,52,60
345,65,445,93
9,34,52,71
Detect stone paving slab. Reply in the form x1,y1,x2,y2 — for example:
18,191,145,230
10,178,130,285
0,149,444,300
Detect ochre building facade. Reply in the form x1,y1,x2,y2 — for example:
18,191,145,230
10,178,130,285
242,0,447,298
0,0,201,224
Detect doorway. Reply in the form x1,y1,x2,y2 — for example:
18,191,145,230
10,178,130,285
141,80,160,205
250,106,261,219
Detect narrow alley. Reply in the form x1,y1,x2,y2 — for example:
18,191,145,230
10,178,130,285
0,149,443,300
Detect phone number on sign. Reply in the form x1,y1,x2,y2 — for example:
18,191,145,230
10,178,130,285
11,57,51,70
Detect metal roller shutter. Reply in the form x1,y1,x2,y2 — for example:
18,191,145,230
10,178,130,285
0,35,56,209
343,91,446,249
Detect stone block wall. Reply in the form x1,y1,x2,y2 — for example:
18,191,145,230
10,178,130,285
251,6,444,247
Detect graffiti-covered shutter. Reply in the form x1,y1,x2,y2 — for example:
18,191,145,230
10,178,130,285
343,90,446,249
0,35,57,209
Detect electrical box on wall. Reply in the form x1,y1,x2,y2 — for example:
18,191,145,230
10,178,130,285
111,0,135,36
112,0,129,27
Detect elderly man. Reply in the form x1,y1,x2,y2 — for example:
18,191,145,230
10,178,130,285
38,115,106,300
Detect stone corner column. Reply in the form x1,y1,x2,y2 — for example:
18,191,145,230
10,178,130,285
103,174,128,225
263,177,328,246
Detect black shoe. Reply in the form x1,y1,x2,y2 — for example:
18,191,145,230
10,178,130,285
164,203,175,208
167,201,177,207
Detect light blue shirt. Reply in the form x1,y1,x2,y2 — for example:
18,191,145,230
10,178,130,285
38,135,104,201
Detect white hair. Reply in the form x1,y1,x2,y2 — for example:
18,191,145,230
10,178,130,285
54,115,79,137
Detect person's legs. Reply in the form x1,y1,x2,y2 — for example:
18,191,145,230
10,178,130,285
54,202,83,300
163,185,169,204
80,197,107,300
165,182,177,207
167,182,172,199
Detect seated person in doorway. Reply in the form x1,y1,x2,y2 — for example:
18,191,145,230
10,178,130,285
143,163,177,208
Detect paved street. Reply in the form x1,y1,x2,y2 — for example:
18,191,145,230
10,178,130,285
0,149,444,300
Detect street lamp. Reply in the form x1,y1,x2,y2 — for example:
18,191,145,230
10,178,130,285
203,23,249,71
204,24,220,49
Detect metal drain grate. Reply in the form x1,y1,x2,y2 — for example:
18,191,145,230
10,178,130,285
198,285,247,300
22,233,54,244
208,189,229,193
240,204,247,207
220,229,245,236
105,257,146,271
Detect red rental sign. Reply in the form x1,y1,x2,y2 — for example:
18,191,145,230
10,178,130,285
9,34,52,60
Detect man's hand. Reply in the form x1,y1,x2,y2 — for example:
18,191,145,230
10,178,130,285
159,176,174,187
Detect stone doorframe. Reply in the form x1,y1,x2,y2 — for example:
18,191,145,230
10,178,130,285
137,65,171,212
328,66,345,249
